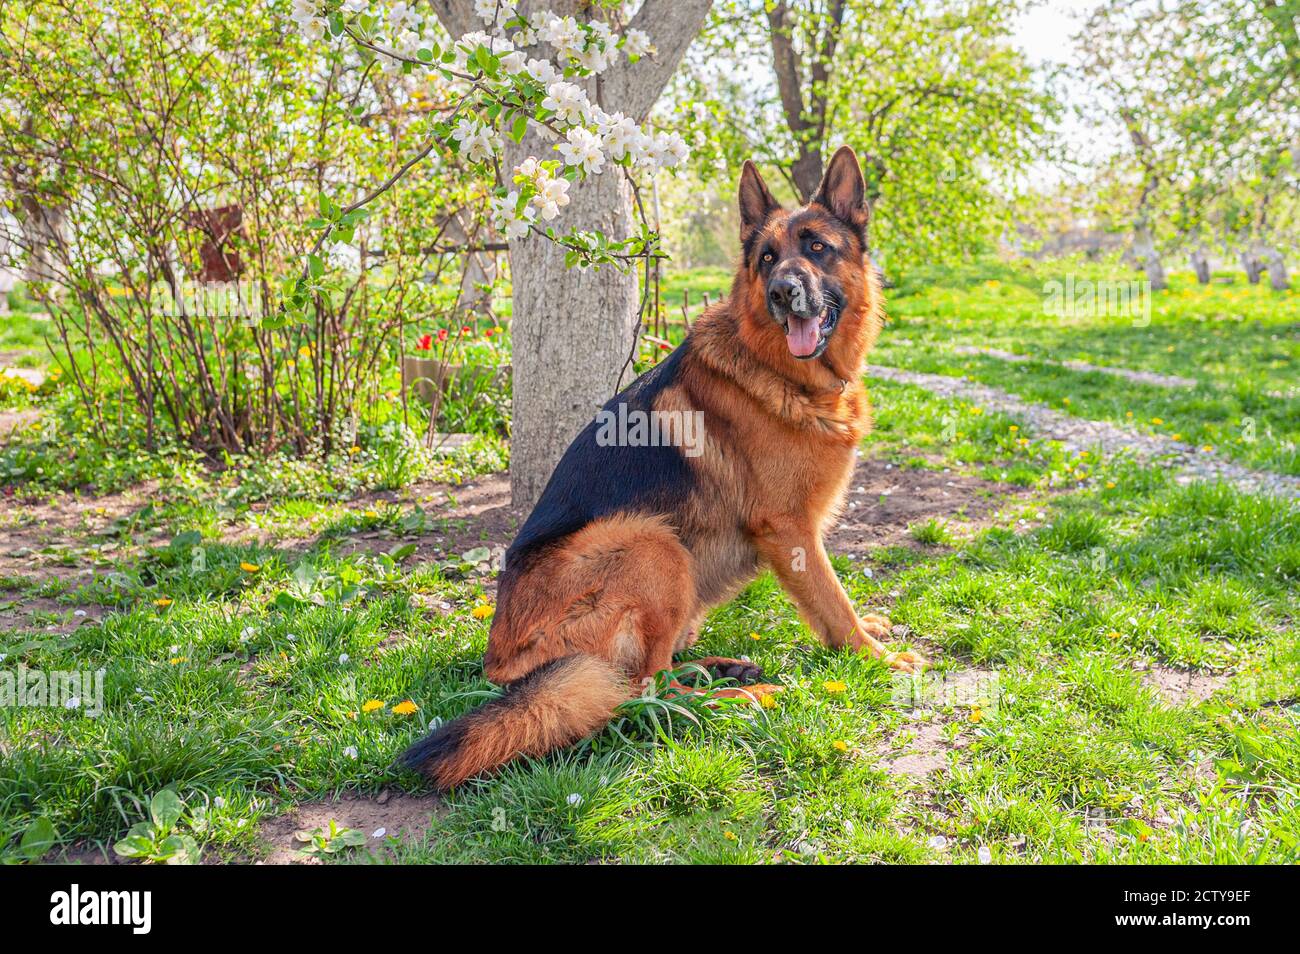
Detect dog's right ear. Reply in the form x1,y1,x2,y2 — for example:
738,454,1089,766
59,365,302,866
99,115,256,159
738,160,780,244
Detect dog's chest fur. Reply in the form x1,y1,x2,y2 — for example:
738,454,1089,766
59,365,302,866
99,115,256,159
657,341,865,607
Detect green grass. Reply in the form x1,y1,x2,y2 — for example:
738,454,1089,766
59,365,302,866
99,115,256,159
874,264,1299,474
1,260,1297,865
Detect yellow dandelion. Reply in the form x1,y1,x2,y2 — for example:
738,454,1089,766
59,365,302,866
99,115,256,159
970,406,983,415
361,699,385,713
153,597,173,607
822,679,847,694
1008,425,1018,432
1201,445,1213,453
348,446,361,456
168,656,186,665
1105,481,1116,489
968,706,984,723
471,603,494,620
748,631,762,641
240,561,260,573
1107,630,1122,640
1171,433,1181,441
832,740,849,752
1062,397,1071,405
723,830,737,841
760,693,778,709
392,700,419,716
1151,417,1164,425
364,509,379,519
1125,411,1134,418
298,345,311,358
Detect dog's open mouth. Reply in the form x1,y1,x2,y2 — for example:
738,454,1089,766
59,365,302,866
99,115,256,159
783,306,839,359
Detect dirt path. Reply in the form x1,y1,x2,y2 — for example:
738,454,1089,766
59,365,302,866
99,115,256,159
950,345,1199,389
867,365,1300,498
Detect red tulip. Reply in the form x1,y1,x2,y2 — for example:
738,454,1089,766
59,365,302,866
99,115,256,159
417,333,433,351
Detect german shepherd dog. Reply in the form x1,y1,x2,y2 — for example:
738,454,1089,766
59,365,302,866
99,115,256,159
400,146,926,790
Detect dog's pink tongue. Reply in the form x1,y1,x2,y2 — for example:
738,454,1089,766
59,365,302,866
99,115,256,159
786,315,819,357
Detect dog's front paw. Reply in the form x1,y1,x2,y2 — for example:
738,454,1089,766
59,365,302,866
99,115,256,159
853,616,928,673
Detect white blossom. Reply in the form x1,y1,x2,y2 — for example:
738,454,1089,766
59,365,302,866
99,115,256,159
500,50,528,75
340,0,368,13
473,0,516,24
623,28,654,59
493,190,536,241
598,111,639,161
525,56,559,85
541,80,589,125
538,14,583,60
575,44,611,74
451,117,498,162
532,174,571,220
657,130,690,169
388,1,421,33
393,28,421,58
557,126,605,175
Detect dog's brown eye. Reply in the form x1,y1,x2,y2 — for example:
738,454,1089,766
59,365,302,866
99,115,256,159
762,252,774,263
810,241,825,253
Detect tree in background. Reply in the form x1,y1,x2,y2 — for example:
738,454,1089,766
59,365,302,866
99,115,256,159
1078,0,1297,288
671,0,1055,273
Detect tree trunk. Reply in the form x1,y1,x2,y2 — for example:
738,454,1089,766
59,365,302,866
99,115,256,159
1242,248,1263,284
17,193,66,284
1190,248,1211,284
1132,223,1166,290
431,0,713,508
1260,244,1289,290
503,133,640,506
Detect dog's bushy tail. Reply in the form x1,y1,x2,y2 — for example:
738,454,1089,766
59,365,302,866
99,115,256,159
397,654,628,790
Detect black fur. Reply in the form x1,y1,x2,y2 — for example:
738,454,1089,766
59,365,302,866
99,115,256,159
395,707,470,772
504,342,696,568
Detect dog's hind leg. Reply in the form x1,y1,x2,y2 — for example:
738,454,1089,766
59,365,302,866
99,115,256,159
484,513,700,687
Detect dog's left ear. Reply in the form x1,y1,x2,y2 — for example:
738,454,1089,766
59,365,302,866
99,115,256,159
812,145,868,238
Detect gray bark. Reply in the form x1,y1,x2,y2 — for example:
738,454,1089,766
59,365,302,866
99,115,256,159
432,0,712,507
1241,248,1263,284
1190,248,1210,284
1260,244,1289,291
1132,222,1166,290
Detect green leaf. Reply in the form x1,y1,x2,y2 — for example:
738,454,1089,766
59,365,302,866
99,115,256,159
113,834,155,859
18,818,57,861
150,789,184,833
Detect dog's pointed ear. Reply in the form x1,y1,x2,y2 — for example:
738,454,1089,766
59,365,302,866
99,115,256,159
813,145,868,238
738,160,780,243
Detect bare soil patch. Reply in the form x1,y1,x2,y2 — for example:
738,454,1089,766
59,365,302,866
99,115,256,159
255,790,438,864
826,457,1032,557
1137,663,1230,705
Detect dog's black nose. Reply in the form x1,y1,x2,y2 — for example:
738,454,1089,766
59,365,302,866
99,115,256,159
768,276,799,310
